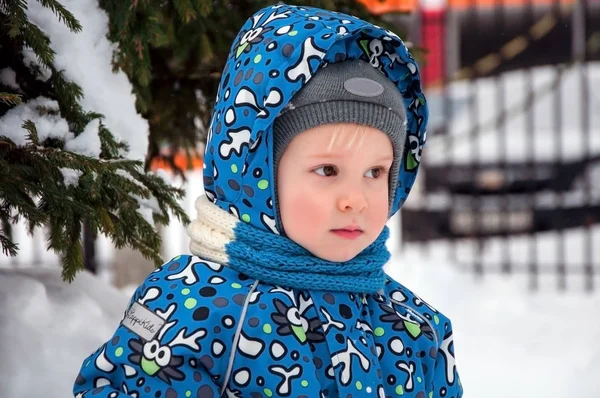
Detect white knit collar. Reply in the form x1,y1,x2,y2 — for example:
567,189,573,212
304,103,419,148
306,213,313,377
186,195,238,265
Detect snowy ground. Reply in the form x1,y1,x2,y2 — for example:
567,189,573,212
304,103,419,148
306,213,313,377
1,217,599,398
0,267,129,398
385,214,600,398
386,249,600,398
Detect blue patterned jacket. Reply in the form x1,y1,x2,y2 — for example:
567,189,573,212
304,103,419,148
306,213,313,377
74,256,461,398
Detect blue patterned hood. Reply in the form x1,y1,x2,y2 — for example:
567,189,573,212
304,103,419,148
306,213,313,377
203,4,428,234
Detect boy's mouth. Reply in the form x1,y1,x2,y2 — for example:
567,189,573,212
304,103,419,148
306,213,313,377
331,226,363,240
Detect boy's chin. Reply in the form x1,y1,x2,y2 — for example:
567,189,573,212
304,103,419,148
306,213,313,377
313,247,361,263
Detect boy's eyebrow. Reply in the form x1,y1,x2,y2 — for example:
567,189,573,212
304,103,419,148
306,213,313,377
375,155,394,162
307,153,343,159
308,153,394,162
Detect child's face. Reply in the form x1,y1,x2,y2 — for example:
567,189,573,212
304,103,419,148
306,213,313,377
277,123,393,262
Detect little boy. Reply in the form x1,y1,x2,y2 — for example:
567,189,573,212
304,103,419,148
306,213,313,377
74,4,462,397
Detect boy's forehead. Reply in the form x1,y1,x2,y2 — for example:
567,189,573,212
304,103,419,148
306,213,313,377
292,123,392,156
299,123,380,141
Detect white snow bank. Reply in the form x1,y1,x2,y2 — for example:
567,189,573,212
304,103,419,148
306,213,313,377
0,267,130,398
386,249,600,398
0,97,72,147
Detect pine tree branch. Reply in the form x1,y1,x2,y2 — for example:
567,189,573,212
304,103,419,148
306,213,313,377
2,0,196,281
173,0,197,23
0,233,18,257
21,20,56,66
60,223,83,282
50,70,84,120
1,132,187,275
190,0,211,17
130,168,189,225
37,0,82,32
97,120,128,159
5,0,28,38
0,92,22,106
22,120,40,145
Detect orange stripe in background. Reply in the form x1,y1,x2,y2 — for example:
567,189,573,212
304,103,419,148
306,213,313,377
358,0,418,14
448,0,575,8
359,0,577,12
150,152,203,172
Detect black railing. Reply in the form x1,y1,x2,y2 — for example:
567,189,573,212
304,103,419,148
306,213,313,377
401,0,599,291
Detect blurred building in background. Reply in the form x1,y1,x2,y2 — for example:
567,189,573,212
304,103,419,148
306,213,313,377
364,0,600,291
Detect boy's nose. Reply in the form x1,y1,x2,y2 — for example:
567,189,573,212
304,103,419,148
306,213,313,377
337,191,368,213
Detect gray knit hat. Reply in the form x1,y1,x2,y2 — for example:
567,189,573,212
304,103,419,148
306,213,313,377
273,59,407,222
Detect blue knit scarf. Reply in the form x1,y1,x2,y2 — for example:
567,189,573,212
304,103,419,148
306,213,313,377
225,222,391,294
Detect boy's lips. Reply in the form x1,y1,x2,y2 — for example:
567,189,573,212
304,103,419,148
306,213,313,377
333,225,362,232
331,226,363,240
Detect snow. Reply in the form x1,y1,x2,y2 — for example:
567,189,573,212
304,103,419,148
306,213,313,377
0,267,129,398
0,67,20,90
27,0,150,162
385,249,600,398
1,0,149,162
0,97,72,146
22,46,52,82
60,168,84,187
63,119,102,158
135,205,155,228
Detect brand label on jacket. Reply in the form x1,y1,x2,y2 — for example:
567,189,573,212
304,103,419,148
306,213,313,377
122,302,165,341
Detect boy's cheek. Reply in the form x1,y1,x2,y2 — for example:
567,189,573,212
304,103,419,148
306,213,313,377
281,192,329,231
287,192,327,217
281,178,328,206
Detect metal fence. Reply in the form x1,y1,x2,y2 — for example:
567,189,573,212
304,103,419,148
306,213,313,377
400,0,600,291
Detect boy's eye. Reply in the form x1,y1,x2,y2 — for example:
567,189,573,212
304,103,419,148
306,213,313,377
365,167,385,179
314,165,337,177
